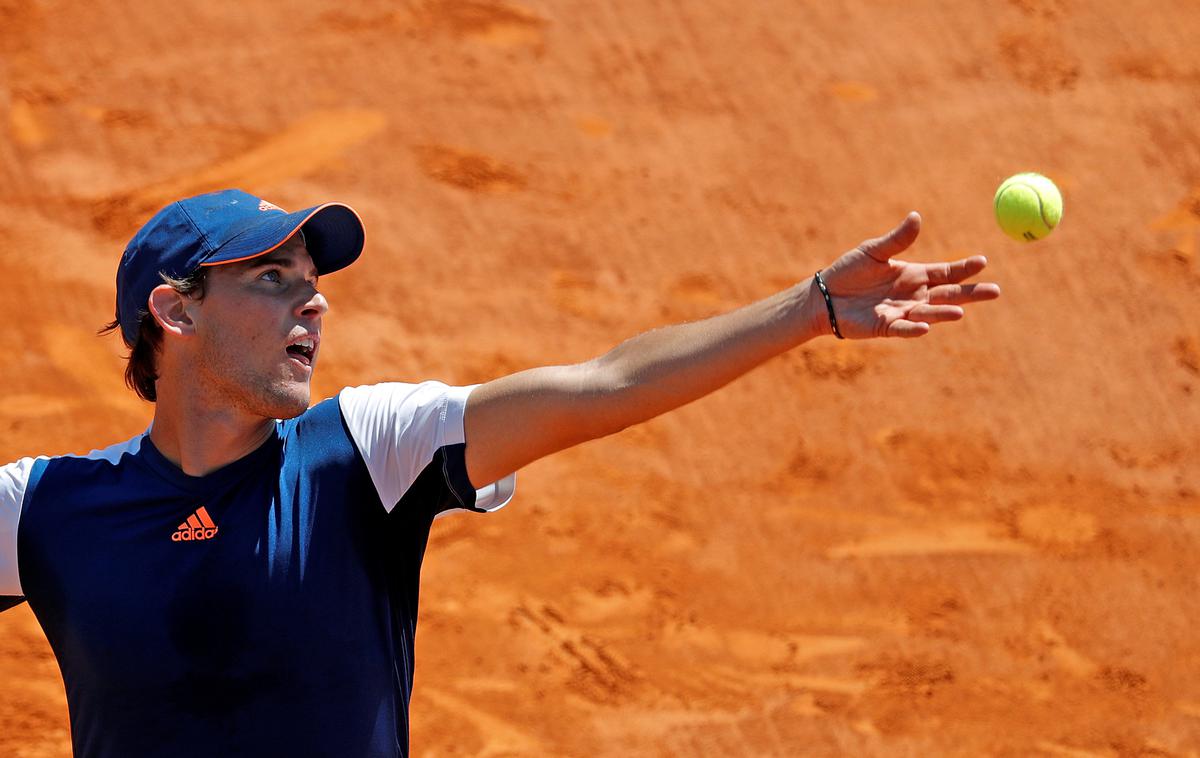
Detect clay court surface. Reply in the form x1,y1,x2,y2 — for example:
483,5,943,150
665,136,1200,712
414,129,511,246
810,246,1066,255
2,0,1199,755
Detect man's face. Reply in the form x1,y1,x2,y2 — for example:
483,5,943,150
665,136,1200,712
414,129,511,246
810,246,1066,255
188,233,327,420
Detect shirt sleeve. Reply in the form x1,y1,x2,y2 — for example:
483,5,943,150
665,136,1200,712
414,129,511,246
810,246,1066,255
338,382,516,515
1,457,40,598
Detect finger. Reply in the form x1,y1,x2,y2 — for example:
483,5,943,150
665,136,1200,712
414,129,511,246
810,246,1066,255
886,319,931,338
858,212,921,263
906,303,964,323
927,282,1002,305
924,255,988,285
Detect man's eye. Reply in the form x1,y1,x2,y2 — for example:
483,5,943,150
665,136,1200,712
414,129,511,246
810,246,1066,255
260,270,281,283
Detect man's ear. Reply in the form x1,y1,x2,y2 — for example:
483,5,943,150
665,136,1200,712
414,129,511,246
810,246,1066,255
147,284,197,338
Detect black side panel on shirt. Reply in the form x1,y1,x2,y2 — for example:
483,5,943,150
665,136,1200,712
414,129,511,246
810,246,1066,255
396,443,477,517
437,442,483,514
382,445,463,701
0,595,23,612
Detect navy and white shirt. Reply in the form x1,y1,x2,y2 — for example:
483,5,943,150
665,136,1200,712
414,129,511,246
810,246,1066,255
0,382,515,758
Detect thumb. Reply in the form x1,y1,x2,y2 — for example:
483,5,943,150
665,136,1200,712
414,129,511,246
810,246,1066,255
858,211,921,262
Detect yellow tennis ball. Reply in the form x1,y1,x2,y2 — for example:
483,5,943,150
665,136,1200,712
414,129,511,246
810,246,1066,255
994,172,1063,242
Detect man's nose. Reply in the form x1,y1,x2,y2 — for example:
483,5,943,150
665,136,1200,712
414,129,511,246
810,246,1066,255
298,290,329,318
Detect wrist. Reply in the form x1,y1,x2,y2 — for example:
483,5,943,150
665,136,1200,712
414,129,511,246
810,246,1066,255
786,277,833,343
811,270,844,339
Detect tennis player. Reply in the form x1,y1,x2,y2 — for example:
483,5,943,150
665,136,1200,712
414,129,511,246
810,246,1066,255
0,189,998,757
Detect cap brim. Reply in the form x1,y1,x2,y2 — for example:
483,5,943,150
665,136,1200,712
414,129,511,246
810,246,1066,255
199,203,364,274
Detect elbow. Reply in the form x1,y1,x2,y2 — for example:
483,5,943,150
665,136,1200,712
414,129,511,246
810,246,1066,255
577,354,630,391
569,358,637,441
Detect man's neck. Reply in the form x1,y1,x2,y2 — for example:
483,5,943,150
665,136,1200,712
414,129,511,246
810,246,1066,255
149,384,275,477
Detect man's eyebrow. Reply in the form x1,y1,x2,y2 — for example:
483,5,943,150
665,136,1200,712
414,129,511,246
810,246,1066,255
246,254,319,278
247,254,294,268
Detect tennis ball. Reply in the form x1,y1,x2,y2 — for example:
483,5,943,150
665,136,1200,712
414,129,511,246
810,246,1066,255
994,172,1062,242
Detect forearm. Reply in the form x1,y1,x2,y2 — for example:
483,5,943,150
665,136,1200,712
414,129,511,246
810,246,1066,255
583,279,826,434
465,278,831,484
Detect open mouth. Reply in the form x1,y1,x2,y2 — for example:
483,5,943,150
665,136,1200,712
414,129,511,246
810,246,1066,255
285,336,317,367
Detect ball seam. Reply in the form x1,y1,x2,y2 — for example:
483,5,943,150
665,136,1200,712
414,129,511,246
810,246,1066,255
997,181,1055,234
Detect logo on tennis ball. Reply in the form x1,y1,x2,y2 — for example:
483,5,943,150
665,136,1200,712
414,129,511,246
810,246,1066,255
994,172,1062,242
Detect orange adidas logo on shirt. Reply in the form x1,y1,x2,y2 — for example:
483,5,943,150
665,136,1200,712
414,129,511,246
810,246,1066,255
171,506,219,542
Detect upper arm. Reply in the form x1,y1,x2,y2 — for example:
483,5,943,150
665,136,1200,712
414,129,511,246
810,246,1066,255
464,362,618,488
339,382,515,514
1,457,39,604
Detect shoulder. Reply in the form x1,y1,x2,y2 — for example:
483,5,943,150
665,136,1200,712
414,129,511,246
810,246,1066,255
337,381,475,446
70,435,147,467
6,434,146,488
278,386,472,469
338,381,473,420
5,435,148,515
323,381,490,514
0,457,42,505
1,435,145,597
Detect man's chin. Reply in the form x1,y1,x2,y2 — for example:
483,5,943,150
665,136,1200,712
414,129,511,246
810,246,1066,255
277,393,311,419
259,383,311,420
272,403,309,421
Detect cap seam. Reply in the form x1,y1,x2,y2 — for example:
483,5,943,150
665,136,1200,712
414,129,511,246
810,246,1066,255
174,202,217,259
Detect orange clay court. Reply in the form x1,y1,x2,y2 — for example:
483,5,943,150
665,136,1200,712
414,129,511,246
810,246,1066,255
2,1,1199,755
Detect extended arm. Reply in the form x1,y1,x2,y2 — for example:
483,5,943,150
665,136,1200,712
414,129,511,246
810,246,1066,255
463,213,1000,487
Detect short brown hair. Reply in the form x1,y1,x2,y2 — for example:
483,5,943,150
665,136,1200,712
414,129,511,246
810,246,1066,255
100,269,208,402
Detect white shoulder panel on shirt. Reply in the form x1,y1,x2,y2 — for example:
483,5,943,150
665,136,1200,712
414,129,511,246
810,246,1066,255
338,382,515,514
1,457,39,596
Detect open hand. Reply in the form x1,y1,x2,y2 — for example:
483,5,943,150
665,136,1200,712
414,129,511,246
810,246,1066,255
818,212,1001,339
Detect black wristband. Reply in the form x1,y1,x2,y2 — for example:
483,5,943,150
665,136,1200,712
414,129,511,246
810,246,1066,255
813,271,844,339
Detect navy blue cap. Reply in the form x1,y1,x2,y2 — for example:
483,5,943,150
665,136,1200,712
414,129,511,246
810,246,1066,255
115,188,365,346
